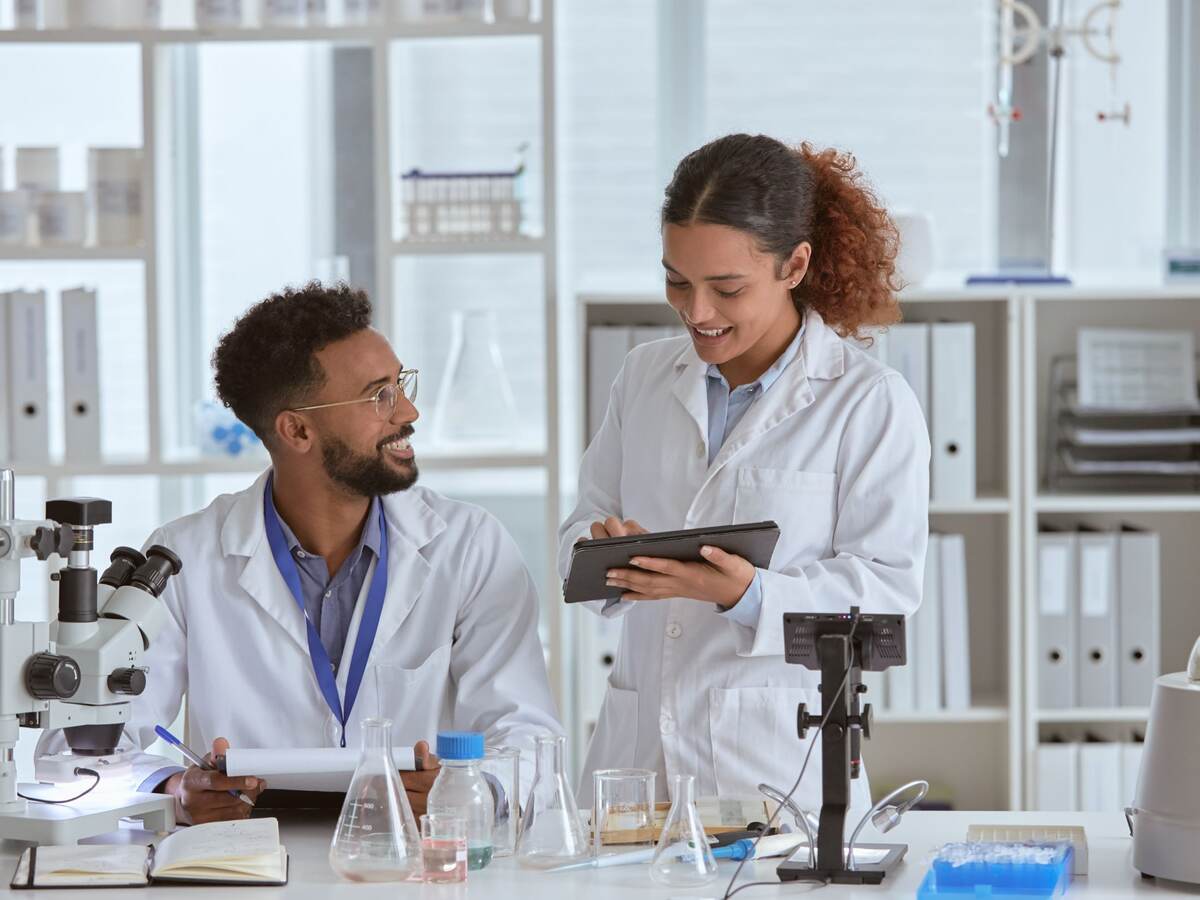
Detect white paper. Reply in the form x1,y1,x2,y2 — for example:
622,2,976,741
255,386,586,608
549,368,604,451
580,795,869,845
1077,328,1199,411
154,818,279,872
33,845,148,877
1064,425,1200,446
224,746,415,792
1062,450,1200,475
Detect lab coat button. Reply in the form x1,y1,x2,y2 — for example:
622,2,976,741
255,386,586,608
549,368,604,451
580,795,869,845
697,442,705,458
659,713,675,735
666,622,682,639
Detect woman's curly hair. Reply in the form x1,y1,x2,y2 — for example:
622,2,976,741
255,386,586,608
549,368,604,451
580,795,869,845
212,281,373,445
662,134,902,340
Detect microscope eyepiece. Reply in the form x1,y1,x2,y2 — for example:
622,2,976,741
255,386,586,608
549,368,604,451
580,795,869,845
130,545,183,598
99,546,147,590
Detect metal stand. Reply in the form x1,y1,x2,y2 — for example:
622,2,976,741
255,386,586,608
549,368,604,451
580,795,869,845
776,631,906,885
0,791,174,846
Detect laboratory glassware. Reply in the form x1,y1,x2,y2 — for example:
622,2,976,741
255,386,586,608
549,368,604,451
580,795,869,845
482,745,521,856
649,774,718,887
421,814,468,884
516,734,589,868
329,717,421,882
427,732,494,870
592,768,656,857
431,309,519,450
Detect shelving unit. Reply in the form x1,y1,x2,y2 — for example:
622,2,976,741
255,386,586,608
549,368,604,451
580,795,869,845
575,282,1200,811
0,7,567,710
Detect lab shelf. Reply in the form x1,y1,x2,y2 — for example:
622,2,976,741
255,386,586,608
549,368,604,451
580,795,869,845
1034,493,1200,513
930,493,1012,515
1034,707,1150,723
0,246,147,261
391,237,548,256
0,21,546,44
875,705,1009,725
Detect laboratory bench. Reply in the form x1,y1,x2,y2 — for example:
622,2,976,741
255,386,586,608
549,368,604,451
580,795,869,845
2,810,1197,897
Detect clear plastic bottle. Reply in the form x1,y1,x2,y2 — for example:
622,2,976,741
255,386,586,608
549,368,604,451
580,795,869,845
329,717,421,882
649,774,718,887
427,731,495,870
516,733,589,868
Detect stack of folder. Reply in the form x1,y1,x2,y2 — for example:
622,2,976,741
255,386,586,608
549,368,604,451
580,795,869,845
863,322,976,502
586,324,686,439
1036,527,1161,711
1,287,103,463
870,532,972,714
1035,734,1145,812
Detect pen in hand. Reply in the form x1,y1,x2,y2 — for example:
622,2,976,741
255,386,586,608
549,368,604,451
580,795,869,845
154,725,256,807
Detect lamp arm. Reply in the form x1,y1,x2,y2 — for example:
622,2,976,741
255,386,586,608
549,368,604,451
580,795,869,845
845,779,929,870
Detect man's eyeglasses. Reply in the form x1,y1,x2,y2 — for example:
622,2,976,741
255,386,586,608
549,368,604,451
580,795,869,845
292,369,419,421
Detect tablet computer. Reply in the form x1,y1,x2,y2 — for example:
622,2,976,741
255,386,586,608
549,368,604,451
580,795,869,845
563,520,780,604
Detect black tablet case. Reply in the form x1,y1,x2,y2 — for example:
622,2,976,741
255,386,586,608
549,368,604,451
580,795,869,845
563,520,780,603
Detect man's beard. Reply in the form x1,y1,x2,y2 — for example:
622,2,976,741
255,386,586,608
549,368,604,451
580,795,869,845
320,428,418,497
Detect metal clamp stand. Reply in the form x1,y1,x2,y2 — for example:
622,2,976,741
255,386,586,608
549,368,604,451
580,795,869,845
777,629,906,884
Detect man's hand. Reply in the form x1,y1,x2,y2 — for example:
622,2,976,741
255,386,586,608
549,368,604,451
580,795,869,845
587,517,647,540
401,740,440,817
159,737,265,825
605,545,756,608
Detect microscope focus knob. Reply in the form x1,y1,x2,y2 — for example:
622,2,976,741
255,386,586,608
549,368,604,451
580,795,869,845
107,668,147,696
30,525,73,561
26,653,81,700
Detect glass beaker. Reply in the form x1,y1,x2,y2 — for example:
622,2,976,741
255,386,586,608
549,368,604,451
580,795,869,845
592,768,656,857
329,717,422,882
515,734,589,869
649,774,718,887
482,745,521,856
421,814,467,884
431,309,520,450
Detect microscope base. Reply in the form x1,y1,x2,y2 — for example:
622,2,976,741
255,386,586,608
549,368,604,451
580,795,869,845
777,842,907,885
0,790,174,846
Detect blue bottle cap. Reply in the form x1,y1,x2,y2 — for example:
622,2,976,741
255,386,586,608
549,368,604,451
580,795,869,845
436,731,485,760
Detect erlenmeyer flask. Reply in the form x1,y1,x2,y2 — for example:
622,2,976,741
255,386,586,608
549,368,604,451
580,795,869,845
431,309,520,450
329,717,421,882
649,774,718,886
515,734,589,869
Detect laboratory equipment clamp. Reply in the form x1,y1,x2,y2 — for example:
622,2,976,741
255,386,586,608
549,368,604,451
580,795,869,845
0,468,181,844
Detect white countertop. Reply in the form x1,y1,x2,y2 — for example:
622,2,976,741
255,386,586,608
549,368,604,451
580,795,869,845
4,810,1199,898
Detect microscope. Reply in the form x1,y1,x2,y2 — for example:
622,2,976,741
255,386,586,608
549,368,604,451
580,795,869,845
0,468,182,844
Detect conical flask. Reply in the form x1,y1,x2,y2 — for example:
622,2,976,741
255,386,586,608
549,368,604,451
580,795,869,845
515,734,589,869
431,309,520,450
329,717,422,882
649,774,718,886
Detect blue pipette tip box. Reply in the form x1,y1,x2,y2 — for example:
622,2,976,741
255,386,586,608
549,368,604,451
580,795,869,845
917,841,1073,898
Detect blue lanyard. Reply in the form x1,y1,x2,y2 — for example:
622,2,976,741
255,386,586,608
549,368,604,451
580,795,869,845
262,475,389,748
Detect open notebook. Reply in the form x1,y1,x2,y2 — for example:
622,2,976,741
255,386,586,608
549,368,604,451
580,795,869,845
10,817,288,889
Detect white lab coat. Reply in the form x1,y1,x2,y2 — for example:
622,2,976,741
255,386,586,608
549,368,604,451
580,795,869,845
40,472,562,793
559,308,929,817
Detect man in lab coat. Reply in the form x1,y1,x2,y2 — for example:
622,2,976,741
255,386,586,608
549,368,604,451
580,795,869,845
85,282,559,823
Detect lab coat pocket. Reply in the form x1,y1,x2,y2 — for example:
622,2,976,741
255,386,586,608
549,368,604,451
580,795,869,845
590,681,639,768
708,686,818,799
732,468,836,566
372,642,453,724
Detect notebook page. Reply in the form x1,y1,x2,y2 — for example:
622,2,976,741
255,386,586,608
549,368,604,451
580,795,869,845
16,845,149,885
152,817,280,875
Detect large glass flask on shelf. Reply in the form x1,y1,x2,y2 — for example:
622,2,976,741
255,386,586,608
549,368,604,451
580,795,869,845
648,774,718,887
431,309,519,451
515,734,589,869
329,717,422,882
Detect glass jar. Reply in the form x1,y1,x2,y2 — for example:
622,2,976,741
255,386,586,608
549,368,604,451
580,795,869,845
427,731,495,870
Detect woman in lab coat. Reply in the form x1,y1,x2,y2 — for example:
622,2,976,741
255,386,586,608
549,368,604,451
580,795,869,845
559,134,930,815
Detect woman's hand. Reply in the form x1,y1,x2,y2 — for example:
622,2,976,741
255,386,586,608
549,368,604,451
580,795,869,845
587,517,647,540
605,545,756,608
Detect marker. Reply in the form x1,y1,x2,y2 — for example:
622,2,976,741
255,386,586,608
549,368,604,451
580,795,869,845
154,725,255,807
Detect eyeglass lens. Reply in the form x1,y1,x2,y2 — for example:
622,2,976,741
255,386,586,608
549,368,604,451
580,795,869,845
373,372,418,419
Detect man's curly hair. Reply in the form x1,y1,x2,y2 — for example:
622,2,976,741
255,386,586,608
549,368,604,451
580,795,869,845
212,281,373,445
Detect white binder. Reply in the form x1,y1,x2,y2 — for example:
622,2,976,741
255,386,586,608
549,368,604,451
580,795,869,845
885,643,916,713
6,289,50,462
587,326,632,440
631,325,678,348
1121,740,1145,808
1077,529,1119,709
930,322,976,502
1078,740,1122,812
939,533,971,710
1037,532,1077,710
1117,527,1160,708
914,533,943,711
0,291,10,462
60,287,102,462
861,670,888,714
883,323,930,423
1036,742,1079,811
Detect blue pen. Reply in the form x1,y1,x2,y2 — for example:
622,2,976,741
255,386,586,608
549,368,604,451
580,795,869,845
154,725,255,806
